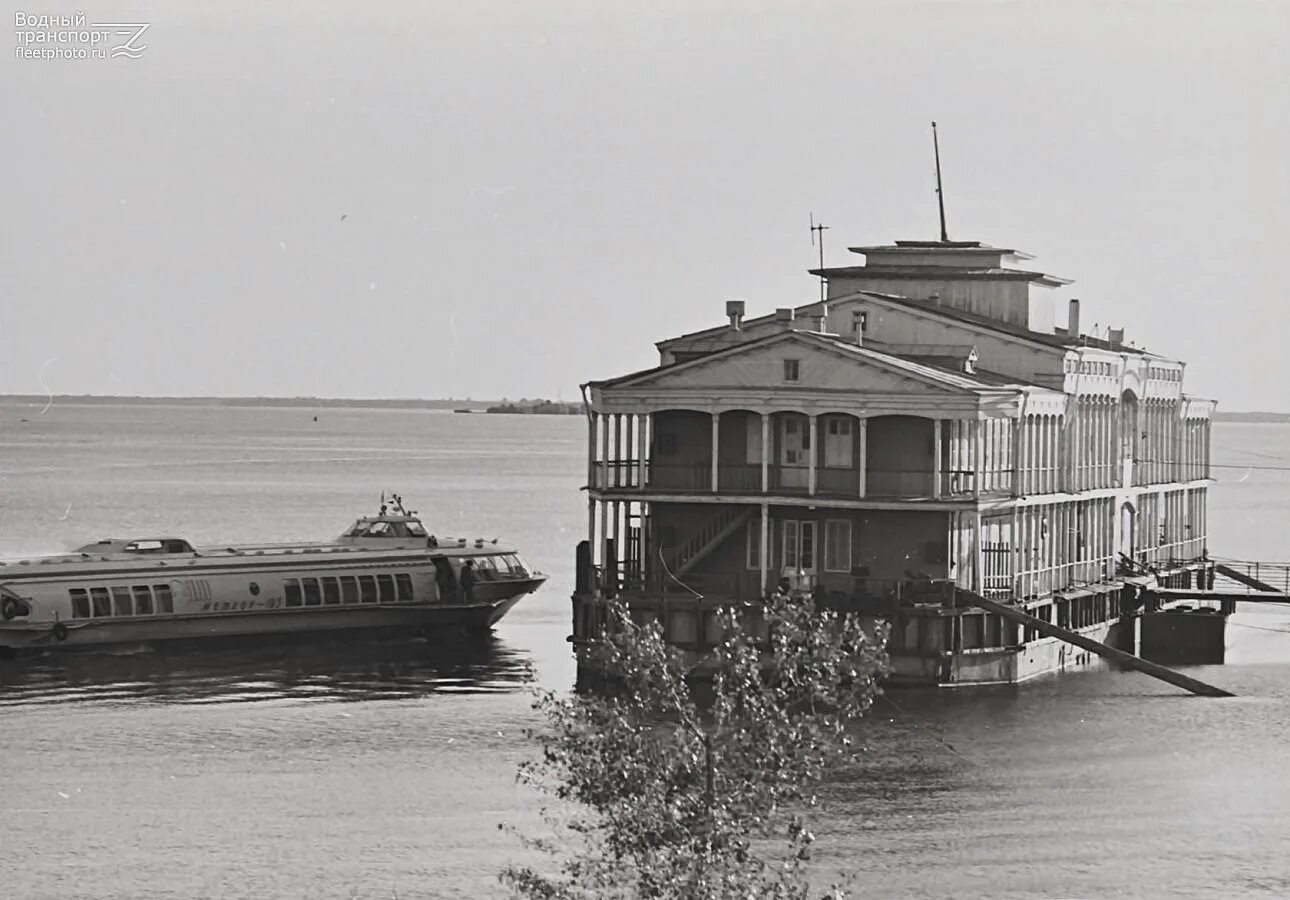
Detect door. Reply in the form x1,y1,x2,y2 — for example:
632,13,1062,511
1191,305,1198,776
1119,502,1136,565
781,519,817,590
778,415,810,488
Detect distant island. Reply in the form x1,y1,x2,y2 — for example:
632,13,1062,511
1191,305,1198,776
485,399,581,415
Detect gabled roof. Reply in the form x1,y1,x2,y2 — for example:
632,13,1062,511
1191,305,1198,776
859,292,1147,355
597,327,1020,394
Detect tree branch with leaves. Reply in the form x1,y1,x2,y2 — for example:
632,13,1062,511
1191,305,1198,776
502,595,887,899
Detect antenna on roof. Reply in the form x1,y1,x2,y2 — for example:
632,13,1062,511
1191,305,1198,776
932,121,949,242
809,212,829,303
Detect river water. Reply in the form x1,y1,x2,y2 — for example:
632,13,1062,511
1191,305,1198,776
0,401,1287,899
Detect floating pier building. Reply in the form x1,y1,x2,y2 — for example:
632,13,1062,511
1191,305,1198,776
573,237,1217,685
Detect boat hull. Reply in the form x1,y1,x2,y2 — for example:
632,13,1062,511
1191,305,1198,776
0,581,542,653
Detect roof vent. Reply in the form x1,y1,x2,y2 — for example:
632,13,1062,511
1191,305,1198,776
929,292,942,307
725,300,746,331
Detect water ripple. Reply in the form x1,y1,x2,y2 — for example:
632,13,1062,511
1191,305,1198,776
0,636,536,707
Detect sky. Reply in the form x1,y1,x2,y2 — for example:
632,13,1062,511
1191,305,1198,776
2,1,1287,408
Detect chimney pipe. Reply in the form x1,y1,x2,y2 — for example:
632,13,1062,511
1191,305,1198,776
725,299,745,331
1108,327,1124,348
774,308,794,328
1067,299,1080,339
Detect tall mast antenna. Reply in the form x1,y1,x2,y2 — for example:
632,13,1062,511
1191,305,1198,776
932,121,949,242
809,212,829,303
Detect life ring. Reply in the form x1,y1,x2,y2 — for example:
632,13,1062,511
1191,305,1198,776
0,598,19,620
51,622,69,642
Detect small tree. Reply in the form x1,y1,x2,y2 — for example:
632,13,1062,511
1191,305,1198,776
503,595,887,899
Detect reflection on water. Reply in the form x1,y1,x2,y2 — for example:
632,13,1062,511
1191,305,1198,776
0,635,536,706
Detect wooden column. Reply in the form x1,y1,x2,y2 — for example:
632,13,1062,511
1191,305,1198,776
808,414,818,496
857,417,867,498
600,413,610,493
761,413,771,493
637,413,649,489
759,503,770,595
933,418,944,499
972,419,983,499
624,414,635,489
711,412,720,493
588,412,598,488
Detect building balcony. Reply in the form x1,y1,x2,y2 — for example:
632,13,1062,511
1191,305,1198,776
591,460,992,500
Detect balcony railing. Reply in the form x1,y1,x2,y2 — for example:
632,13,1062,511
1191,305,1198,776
816,467,860,496
717,464,761,492
588,462,1001,500
866,469,936,498
647,462,711,492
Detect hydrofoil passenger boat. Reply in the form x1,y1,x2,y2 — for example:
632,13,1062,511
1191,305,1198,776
0,498,546,653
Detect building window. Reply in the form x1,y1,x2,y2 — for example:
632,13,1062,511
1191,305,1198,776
825,520,852,572
853,311,867,334
823,416,853,467
783,359,800,382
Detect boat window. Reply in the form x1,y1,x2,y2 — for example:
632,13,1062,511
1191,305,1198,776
284,579,302,607
346,523,368,537
164,540,193,554
503,554,528,576
377,574,395,604
134,585,153,615
366,522,392,537
69,588,90,619
405,521,427,537
359,575,378,604
125,540,163,553
475,557,499,580
395,573,414,602
91,587,112,617
340,576,358,604
302,578,322,606
322,577,341,605
112,586,133,616
154,585,174,614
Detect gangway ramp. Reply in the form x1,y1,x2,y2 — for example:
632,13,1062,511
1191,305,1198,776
957,589,1234,698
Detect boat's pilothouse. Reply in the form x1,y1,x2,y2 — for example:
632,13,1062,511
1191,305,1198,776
0,495,546,653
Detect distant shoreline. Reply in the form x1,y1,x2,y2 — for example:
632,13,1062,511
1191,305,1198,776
0,395,1283,422
0,394,501,411
1212,412,1290,424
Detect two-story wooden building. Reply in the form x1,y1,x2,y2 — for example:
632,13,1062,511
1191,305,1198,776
573,239,1215,685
